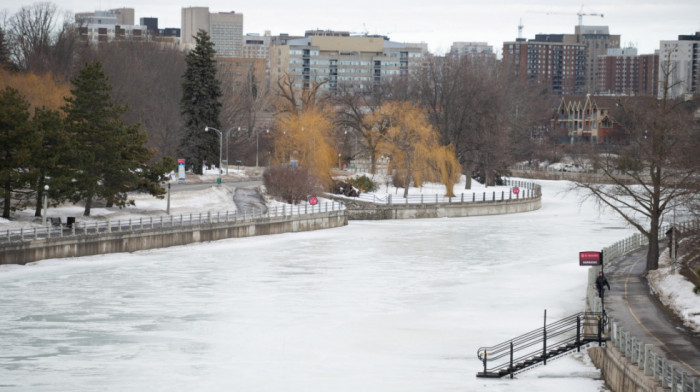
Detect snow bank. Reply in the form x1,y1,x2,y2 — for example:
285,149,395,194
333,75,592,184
647,250,700,332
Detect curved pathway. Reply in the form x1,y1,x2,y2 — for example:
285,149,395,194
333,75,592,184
233,187,268,216
605,247,700,377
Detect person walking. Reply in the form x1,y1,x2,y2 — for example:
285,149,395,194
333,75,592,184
595,271,611,301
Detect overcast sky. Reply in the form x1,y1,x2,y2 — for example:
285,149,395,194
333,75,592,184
3,0,700,56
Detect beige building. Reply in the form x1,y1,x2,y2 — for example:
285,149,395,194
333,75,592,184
571,26,620,93
181,7,243,57
270,31,423,93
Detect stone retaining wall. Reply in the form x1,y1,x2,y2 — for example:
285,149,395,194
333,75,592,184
1,212,347,265
329,196,541,220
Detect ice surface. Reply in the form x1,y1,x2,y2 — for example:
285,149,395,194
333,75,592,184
0,180,632,391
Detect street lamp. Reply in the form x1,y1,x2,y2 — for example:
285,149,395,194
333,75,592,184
256,129,269,167
204,126,222,183
225,127,241,175
42,184,49,225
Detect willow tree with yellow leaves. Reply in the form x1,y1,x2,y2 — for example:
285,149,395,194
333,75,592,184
272,108,338,189
379,101,461,198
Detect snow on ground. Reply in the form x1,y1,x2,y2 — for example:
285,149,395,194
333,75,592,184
0,179,628,391
647,250,700,332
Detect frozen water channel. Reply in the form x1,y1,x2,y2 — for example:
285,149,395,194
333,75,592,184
0,180,634,391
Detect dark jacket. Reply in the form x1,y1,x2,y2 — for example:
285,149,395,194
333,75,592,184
595,275,610,292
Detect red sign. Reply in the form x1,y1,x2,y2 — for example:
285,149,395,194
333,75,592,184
308,196,318,205
513,187,520,195
579,251,601,266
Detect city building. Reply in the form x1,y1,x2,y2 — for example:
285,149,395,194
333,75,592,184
181,7,243,57
502,35,586,96
596,47,659,96
140,17,158,36
658,32,700,99
449,41,496,62
572,26,620,93
243,32,271,59
270,30,424,93
75,10,147,43
552,94,623,144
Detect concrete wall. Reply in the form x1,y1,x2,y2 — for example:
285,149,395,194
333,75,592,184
1,212,347,265
330,196,541,220
588,347,665,392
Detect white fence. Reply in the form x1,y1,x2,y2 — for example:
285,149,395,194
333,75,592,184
0,201,345,244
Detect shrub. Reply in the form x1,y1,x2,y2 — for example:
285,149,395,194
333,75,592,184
263,164,323,204
348,175,378,192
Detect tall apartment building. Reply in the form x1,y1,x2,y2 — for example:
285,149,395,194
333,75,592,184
270,31,423,93
181,7,243,57
502,35,586,96
75,10,146,43
243,32,271,59
110,7,134,25
140,17,158,36
572,26,620,93
449,41,496,61
596,47,659,96
658,32,700,99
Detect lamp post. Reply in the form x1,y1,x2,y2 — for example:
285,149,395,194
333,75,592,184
204,126,223,183
42,184,49,225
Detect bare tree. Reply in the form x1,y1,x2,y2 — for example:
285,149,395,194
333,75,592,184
573,57,700,271
6,2,58,71
333,85,392,174
77,41,186,158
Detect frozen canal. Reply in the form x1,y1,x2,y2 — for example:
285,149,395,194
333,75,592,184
0,180,634,391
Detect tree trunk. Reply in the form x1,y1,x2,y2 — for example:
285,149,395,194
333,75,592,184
647,214,660,271
369,148,377,175
3,181,11,219
84,195,92,216
463,162,473,190
34,176,45,217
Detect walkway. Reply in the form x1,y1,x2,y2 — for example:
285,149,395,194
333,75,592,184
233,187,268,216
604,246,700,377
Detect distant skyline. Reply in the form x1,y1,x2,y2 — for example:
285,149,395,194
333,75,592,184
3,0,700,56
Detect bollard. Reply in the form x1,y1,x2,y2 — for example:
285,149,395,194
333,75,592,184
461,193,464,203
129,219,133,231
421,194,423,204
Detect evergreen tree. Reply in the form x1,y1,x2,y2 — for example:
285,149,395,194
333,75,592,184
62,61,154,216
0,86,32,218
29,107,72,217
179,29,222,175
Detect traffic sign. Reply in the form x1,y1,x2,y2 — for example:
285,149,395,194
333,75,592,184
513,187,520,195
309,196,318,205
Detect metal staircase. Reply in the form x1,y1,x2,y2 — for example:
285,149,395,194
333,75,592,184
476,311,607,378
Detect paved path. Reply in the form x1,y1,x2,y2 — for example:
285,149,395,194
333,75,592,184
233,188,267,216
604,246,700,377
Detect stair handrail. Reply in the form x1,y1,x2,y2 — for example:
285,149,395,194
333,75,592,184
477,311,606,376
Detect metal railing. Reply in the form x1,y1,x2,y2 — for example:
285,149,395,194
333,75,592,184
340,180,540,205
588,221,700,391
0,201,345,245
608,319,698,392
476,311,606,378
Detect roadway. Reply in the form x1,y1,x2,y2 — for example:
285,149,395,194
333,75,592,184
604,246,700,377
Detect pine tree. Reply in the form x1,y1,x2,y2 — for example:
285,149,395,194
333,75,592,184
29,107,72,217
0,86,32,218
179,29,222,175
63,61,154,216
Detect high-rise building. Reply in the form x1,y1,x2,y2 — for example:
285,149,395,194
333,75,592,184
243,32,271,59
658,32,700,99
596,47,659,96
181,7,243,57
75,10,146,43
269,31,423,93
571,26,620,93
140,17,158,36
503,35,586,96
109,7,135,25
449,41,496,62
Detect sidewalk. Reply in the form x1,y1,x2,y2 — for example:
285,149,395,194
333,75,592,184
604,246,700,377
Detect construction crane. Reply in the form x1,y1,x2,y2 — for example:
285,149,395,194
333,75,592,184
529,6,604,27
